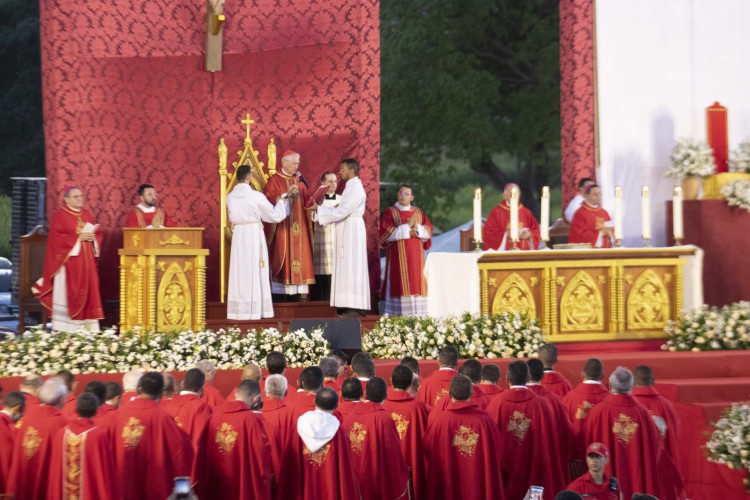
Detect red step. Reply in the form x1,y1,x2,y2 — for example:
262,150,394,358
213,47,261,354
654,377,750,405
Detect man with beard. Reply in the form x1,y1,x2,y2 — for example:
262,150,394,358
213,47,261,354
125,183,174,227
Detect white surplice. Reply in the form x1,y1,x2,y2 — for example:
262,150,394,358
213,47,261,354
317,176,370,310
226,183,288,320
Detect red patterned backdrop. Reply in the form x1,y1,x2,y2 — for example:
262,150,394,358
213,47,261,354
39,0,381,304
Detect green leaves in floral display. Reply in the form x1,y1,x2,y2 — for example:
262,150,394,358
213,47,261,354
663,301,750,352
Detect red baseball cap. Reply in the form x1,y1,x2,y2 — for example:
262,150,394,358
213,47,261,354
586,442,609,458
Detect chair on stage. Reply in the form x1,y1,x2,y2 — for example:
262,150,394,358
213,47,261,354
549,217,570,247
18,225,49,333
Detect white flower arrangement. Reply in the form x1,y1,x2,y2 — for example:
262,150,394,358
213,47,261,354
662,301,750,352
729,138,750,173
0,326,329,376
720,179,750,213
666,138,717,179
362,312,545,359
706,403,750,471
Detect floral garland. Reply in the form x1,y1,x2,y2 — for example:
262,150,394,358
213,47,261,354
666,138,716,179
706,402,750,471
729,138,750,173
0,327,329,377
720,179,750,213
662,302,750,352
362,312,545,360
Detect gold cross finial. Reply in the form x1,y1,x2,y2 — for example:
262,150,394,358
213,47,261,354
241,114,255,140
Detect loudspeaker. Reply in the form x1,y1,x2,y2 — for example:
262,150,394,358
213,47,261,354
290,319,362,350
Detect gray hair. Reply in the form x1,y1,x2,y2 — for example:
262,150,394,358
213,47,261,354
609,366,634,394
282,152,300,163
319,357,340,379
39,378,67,405
410,373,420,392
265,374,288,399
122,369,144,392
196,360,216,373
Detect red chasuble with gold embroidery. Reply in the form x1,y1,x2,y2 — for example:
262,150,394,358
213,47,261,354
584,393,664,500
111,398,193,500
263,172,315,287
563,382,610,460
378,206,432,299
162,393,213,456
6,404,69,499
423,400,505,500
417,369,457,408
383,390,430,500
632,386,679,459
486,388,567,500
124,206,173,227
48,418,120,500
541,370,573,397
569,204,613,248
483,201,541,251
32,206,104,320
0,412,17,494
194,400,271,500
529,384,574,482
342,401,409,500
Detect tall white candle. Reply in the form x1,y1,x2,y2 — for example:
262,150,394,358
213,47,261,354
473,187,482,242
614,186,623,240
510,186,519,241
540,186,550,241
673,186,684,241
641,186,651,240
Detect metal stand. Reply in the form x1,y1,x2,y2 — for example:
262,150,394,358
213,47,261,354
473,240,483,252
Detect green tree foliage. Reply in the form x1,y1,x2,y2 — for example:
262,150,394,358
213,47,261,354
0,0,45,195
381,0,560,224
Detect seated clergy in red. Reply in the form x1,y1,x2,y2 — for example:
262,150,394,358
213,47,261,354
260,374,293,483
417,345,459,408
566,442,620,500
279,388,360,499
339,377,364,416
194,380,271,500
483,183,541,251
486,360,567,500
383,366,431,500
124,183,174,228
478,363,504,400
111,372,193,500
584,367,664,500
196,360,226,407
539,343,573,397
163,369,213,457
48,393,121,499
568,184,614,248
56,370,78,419
0,392,25,495
423,375,505,500
563,358,610,461
343,377,409,500
7,378,69,499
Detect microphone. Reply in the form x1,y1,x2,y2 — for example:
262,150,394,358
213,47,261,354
295,171,309,187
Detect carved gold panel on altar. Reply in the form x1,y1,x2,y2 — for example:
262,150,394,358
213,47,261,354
119,228,209,332
478,248,692,342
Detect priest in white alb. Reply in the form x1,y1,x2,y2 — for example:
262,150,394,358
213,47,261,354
226,165,290,320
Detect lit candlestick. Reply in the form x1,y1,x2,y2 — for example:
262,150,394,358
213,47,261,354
473,187,482,243
510,186,519,242
540,186,550,242
614,186,623,241
641,186,651,241
673,186,684,243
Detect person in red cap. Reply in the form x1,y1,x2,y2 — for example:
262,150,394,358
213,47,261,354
566,442,620,500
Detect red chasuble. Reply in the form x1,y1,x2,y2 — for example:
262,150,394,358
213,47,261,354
417,369,457,408
194,400,271,500
60,393,78,419
631,386,679,459
483,201,541,251
529,384,574,482
383,390,430,500
111,398,193,500
93,403,118,429
124,206,172,227
162,393,213,455
0,412,17,494
342,401,409,500
324,378,342,392
378,205,433,299
423,400,505,500
486,388,567,500
263,172,315,287
569,203,613,248
119,391,138,409
7,404,69,499
338,400,360,417
478,383,504,400
48,418,120,500
566,471,619,500
432,384,490,412
32,205,104,320
541,370,573,397
563,382,610,460
583,393,664,500
201,382,225,407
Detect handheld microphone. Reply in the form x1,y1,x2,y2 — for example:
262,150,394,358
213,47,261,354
295,171,309,187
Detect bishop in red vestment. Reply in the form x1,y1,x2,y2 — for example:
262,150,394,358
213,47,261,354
32,187,104,332
0,392,25,495
111,373,193,500
563,359,610,460
568,184,613,248
162,369,213,456
263,151,315,297
194,380,271,500
423,375,505,500
48,394,121,500
342,378,409,500
584,367,664,500
124,184,174,228
378,186,433,316
483,184,541,251
417,346,459,408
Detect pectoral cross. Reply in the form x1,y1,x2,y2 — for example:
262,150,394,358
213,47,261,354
241,114,255,141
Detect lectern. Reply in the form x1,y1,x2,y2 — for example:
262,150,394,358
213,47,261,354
119,228,209,331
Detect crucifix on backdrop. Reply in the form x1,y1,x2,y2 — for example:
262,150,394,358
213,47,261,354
205,0,226,71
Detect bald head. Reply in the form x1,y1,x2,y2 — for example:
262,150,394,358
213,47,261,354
241,363,262,382
20,374,42,395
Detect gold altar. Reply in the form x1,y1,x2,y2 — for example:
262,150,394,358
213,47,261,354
478,248,695,342
119,228,209,331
